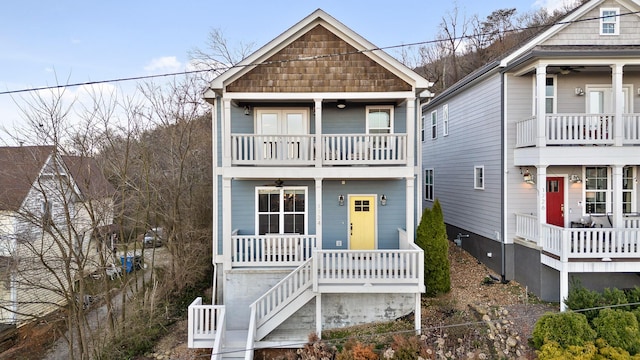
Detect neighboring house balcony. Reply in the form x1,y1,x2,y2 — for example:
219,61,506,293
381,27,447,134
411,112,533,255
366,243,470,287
516,113,640,148
229,133,408,166
188,229,424,356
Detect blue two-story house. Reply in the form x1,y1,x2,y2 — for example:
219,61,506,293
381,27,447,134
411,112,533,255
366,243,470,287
187,9,432,359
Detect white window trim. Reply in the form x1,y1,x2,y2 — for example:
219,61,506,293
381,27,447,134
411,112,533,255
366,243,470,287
474,166,485,190
365,105,394,134
623,166,636,214
430,110,437,139
255,186,308,235
600,8,620,36
425,168,434,201
421,115,425,142
442,104,449,136
532,76,557,115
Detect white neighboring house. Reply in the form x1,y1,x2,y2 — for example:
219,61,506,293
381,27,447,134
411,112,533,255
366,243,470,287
0,146,115,325
187,9,432,359
422,0,640,310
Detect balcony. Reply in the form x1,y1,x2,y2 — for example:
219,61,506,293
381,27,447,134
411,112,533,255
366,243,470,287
515,213,640,262
230,133,407,166
516,114,640,148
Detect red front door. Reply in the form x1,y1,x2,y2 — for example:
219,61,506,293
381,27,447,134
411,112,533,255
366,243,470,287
546,177,564,227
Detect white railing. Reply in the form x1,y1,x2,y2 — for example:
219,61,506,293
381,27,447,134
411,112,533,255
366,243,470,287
515,213,538,243
623,114,640,144
516,116,536,147
188,297,225,350
624,216,640,228
250,258,313,333
314,249,422,286
515,219,640,261
546,114,614,145
231,234,317,267
322,134,407,165
231,134,315,165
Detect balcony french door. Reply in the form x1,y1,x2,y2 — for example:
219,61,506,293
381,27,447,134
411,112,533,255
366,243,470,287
256,109,308,160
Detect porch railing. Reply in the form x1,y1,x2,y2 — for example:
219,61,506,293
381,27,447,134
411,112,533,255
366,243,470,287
516,114,624,147
322,134,407,165
515,214,640,261
231,234,317,267
623,114,640,144
231,134,315,165
187,297,225,350
313,249,423,287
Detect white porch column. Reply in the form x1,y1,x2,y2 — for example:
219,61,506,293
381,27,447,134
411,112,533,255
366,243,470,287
612,64,624,146
222,177,232,270
559,268,569,311
414,293,421,335
612,165,624,228
315,177,323,249
536,165,548,229
535,64,547,148
406,97,416,167
222,99,232,167
316,294,322,338
406,176,415,243
314,99,323,168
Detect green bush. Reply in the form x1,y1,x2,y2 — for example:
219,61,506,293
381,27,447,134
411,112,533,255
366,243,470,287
416,199,450,296
536,341,597,360
532,312,596,349
602,288,629,311
625,286,640,307
564,278,602,323
593,309,640,355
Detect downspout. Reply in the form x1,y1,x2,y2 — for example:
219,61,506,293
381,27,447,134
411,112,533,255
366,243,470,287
500,71,507,283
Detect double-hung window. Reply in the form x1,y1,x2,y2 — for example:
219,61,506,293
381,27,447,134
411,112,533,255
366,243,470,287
425,169,434,201
442,104,449,136
600,8,619,35
584,166,635,214
623,166,635,213
257,187,307,235
474,166,484,190
430,110,437,139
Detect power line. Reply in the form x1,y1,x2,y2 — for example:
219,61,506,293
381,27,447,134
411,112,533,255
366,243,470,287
2,9,639,97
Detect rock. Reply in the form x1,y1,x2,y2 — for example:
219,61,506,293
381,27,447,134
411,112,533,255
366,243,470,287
506,336,518,348
482,314,491,322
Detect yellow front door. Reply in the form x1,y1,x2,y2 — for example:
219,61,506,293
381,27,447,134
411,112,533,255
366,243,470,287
349,196,375,250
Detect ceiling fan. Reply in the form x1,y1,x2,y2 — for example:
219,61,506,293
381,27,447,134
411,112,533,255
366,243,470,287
559,66,584,75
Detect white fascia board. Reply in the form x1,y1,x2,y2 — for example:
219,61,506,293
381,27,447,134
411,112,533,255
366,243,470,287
500,0,605,67
222,91,417,101
220,166,415,179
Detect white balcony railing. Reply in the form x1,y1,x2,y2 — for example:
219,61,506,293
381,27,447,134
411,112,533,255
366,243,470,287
229,133,407,165
513,113,640,147
187,297,225,350
231,134,316,165
231,234,317,267
322,134,407,165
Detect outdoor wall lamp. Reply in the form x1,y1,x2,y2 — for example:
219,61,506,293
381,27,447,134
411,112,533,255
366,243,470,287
336,99,346,109
521,168,535,184
338,194,345,206
380,194,387,206
244,106,251,115
570,174,582,183
575,87,584,96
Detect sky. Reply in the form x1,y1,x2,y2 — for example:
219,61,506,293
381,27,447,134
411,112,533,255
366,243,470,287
0,0,575,144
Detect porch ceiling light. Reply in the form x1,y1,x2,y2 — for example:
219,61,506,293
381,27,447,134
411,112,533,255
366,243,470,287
336,99,346,109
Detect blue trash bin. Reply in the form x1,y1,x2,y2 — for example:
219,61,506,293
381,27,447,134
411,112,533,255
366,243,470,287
120,255,134,273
